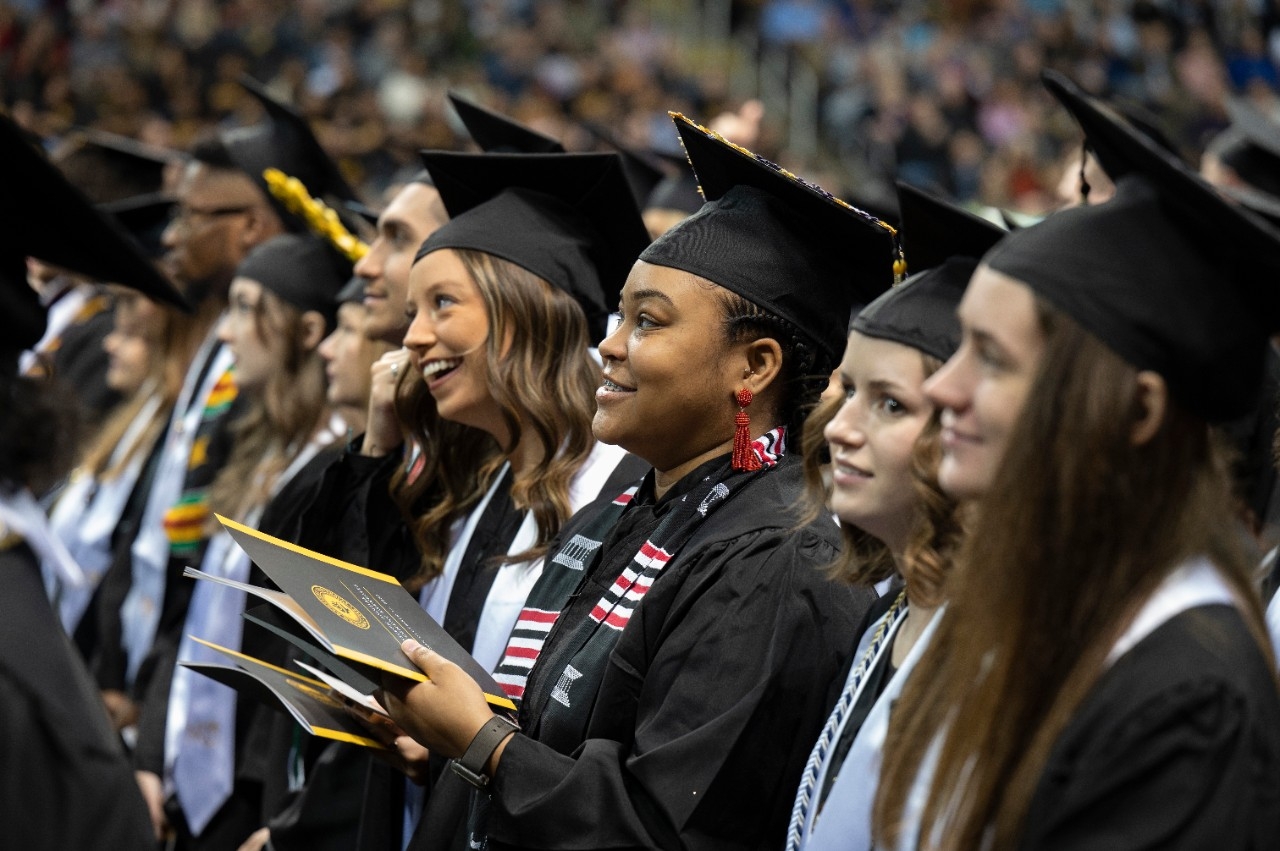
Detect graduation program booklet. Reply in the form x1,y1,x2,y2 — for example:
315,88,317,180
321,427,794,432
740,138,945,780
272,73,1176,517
185,515,517,712
179,637,390,749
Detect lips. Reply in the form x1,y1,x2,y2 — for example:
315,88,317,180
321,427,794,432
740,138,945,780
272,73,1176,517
832,456,872,479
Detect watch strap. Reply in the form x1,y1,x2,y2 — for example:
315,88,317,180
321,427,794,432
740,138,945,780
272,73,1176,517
450,715,519,788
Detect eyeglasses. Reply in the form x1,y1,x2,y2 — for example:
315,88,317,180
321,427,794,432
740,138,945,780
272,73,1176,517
168,203,255,230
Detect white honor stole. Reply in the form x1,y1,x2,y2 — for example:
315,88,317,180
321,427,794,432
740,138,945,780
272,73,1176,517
45,392,164,633
805,607,943,851
887,557,1238,851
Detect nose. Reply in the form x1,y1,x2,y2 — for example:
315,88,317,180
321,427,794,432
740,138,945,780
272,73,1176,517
922,349,969,415
317,329,338,362
596,316,627,363
353,239,383,281
215,312,235,345
401,312,435,356
824,396,866,449
161,214,182,250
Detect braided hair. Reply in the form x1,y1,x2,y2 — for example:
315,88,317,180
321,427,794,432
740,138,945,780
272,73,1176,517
716,288,834,443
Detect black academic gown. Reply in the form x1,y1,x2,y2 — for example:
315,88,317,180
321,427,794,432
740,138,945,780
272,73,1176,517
420,454,873,851
0,542,155,850
242,445,375,851
280,444,648,851
1019,605,1280,850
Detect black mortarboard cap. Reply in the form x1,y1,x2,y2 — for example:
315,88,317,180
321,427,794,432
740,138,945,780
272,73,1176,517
640,113,898,363
582,121,669,211
415,151,650,340
983,70,1280,422
644,151,704,214
224,76,360,231
1212,99,1280,199
0,115,189,357
1227,184,1280,229
336,275,365,304
852,183,1006,362
345,200,381,227
54,128,179,203
100,193,176,259
896,182,1005,275
448,92,565,154
236,234,351,331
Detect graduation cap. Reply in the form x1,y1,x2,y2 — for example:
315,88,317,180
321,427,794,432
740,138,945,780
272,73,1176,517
53,128,180,203
100,193,176,259
644,151,704,214
581,120,669,212
236,234,352,331
983,70,1280,422
1227,184,1280,229
223,76,360,231
851,183,1006,362
639,112,899,363
897,183,1005,275
448,92,565,154
336,275,365,304
415,150,650,340
1207,99,1280,199
0,115,189,358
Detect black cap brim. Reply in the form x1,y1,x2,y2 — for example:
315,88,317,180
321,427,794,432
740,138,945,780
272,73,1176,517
896,181,1005,273
227,76,360,210
1,115,189,311
416,150,650,336
448,93,566,154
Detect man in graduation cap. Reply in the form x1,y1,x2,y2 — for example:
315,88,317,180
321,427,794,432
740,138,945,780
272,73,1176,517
354,172,446,346
0,113,187,851
378,112,895,851
347,90,552,353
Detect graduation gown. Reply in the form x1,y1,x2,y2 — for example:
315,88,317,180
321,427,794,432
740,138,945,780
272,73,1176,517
250,441,645,851
0,541,154,850
1019,604,1280,850
430,454,873,851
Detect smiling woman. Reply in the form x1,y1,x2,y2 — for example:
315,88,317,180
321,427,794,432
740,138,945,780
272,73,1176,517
381,113,900,851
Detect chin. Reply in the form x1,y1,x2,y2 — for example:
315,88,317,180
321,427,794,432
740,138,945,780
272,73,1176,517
937,463,985,502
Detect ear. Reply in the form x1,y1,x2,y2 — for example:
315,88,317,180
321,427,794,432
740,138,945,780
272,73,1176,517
239,203,285,249
1130,370,1168,446
298,311,328,352
741,336,784,397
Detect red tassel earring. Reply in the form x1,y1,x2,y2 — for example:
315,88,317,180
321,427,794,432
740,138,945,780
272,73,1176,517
732,388,762,471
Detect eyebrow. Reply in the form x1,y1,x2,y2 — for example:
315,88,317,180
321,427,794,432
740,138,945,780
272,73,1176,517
622,288,676,308
968,327,1008,354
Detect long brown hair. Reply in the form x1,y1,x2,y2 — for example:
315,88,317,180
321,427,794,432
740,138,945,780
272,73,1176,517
390,249,599,589
800,350,959,606
873,303,1272,849
208,291,329,523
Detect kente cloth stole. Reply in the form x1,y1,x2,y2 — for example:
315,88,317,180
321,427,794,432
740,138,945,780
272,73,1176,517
490,428,787,718
162,365,237,559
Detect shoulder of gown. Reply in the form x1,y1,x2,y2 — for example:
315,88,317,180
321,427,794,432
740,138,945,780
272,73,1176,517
0,543,155,849
1020,604,1280,851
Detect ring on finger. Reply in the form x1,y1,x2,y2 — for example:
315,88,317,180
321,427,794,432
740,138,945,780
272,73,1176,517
390,362,399,379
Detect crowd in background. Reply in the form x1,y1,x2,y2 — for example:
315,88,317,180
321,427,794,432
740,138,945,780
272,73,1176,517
6,0,1280,215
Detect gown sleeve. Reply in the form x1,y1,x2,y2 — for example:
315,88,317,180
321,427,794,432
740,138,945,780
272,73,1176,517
1020,610,1280,851
485,527,867,851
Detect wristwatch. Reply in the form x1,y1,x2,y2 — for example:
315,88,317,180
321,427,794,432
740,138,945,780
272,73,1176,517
450,715,520,789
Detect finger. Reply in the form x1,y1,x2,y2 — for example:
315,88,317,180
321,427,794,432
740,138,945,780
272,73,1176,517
400,638,436,675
